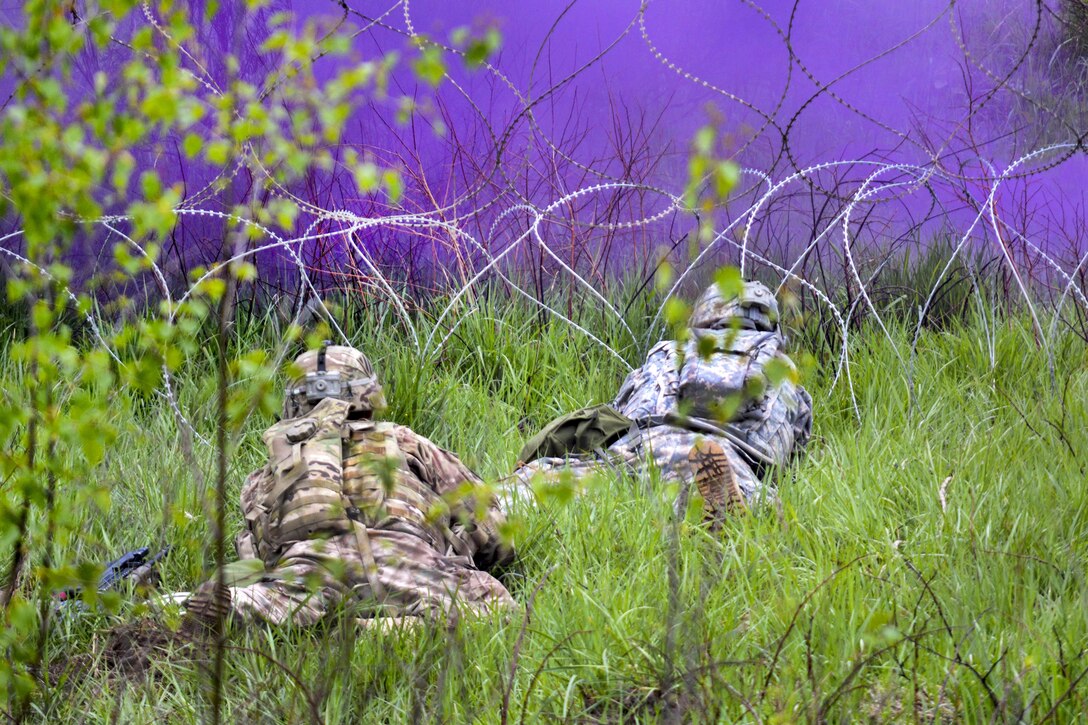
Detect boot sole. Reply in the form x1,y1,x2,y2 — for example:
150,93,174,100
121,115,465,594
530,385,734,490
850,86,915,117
689,439,746,519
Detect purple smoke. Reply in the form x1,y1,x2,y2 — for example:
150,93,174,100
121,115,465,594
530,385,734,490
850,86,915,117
3,0,1087,300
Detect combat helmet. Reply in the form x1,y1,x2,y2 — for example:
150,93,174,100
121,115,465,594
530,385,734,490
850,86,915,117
689,280,778,332
283,343,387,419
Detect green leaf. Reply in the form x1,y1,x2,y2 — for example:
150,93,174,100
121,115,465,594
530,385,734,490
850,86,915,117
664,297,690,328
201,277,227,302
713,160,739,199
498,517,523,548
31,300,52,331
182,133,202,158
81,431,106,466
268,198,299,229
112,152,135,194
709,392,742,423
412,46,446,87
140,171,162,199
221,558,268,587
695,333,718,360
655,261,674,292
449,26,469,46
206,139,231,165
235,262,258,283
464,29,501,68
354,162,380,193
743,375,766,399
382,169,403,203
763,357,798,387
713,266,744,300
694,125,715,155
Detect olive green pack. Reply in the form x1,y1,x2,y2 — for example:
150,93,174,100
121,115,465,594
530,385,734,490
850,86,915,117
517,404,634,465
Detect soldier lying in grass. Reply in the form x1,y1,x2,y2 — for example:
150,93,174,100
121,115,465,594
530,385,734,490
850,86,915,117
509,280,813,523
184,344,514,630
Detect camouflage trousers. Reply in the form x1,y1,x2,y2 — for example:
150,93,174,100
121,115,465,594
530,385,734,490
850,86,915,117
218,529,514,627
503,424,770,512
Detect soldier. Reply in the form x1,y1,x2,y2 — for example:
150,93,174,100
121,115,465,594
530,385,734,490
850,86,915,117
509,280,813,521
185,344,514,629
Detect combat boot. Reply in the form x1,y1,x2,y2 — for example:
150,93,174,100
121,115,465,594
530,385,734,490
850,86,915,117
688,439,746,523
180,580,233,638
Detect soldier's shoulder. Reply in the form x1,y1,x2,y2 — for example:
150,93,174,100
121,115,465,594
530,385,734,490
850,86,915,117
648,339,678,356
245,463,272,483
240,465,270,499
382,422,434,449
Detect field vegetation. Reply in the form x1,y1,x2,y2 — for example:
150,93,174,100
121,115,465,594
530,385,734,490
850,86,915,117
1,278,1086,722
3,1,1088,722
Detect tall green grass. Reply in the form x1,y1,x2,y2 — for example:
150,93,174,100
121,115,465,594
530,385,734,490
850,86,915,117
3,290,1087,722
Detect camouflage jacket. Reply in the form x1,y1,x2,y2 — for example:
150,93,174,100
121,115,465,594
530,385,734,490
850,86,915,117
236,399,511,572
612,327,812,470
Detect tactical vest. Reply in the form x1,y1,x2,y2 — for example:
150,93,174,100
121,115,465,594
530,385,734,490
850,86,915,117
677,329,781,421
259,398,352,549
251,394,464,564
349,425,461,553
606,327,808,474
253,397,408,561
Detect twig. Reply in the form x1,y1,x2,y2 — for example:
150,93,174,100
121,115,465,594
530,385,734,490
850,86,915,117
501,564,557,725
759,553,874,703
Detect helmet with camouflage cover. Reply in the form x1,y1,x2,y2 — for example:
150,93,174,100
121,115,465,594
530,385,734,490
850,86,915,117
283,344,387,419
690,280,778,332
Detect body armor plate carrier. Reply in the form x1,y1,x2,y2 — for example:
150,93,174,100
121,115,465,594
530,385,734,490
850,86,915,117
256,397,409,599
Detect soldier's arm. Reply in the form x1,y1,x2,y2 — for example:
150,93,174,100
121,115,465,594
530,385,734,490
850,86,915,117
613,340,680,419
235,466,270,560
465,493,514,572
399,428,514,570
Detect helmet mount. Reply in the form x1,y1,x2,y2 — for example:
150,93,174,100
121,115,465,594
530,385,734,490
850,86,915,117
283,344,387,419
690,280,779,332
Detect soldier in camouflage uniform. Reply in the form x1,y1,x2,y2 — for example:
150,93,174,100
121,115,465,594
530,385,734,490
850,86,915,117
509,281,813,519
186,345,514,628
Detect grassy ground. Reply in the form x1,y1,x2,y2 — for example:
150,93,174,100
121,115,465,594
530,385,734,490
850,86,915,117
4,291,1088,723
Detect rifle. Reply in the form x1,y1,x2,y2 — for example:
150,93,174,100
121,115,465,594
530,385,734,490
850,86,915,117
656,413,776,467
55,546,170,607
